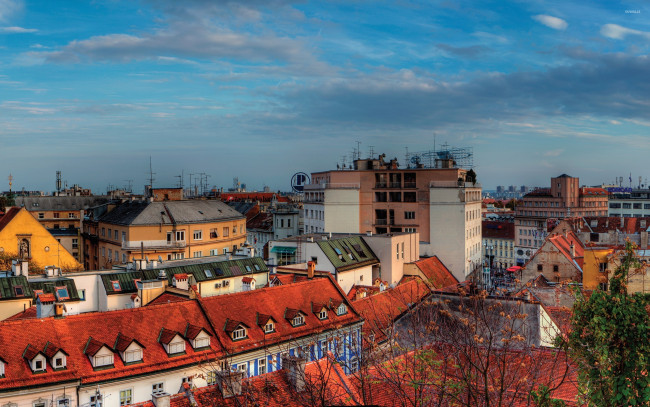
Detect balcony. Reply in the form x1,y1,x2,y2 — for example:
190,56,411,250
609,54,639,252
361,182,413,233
374,182,387,189
429,181,482,188
403,182,417,188
389,182,402,188
375,219,389,225
304,182,360,190
122,240,186,251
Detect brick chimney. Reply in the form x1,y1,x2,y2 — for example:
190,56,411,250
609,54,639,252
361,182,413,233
218,370,244,398
307,261,315,279
282,354,306,392
570,242,575,259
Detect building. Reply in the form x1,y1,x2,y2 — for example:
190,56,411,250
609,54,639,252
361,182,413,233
304,154,482,281
0,207,81,271
482,218,515,269
14,195,111,261
0,276,362,407
402,256,459,290
514,174,608,266
83,196,246,270
519,223,584,286
607,187,650,217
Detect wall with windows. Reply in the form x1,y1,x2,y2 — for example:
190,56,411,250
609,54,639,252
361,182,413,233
364,232,420,285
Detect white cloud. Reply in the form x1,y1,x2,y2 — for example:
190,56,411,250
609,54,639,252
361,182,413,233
0,26,36,33
532,15,568,30
601,24,650,40
543,149,564,157
0,0,22,23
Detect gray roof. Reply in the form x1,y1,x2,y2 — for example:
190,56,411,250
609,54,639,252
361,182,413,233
16,196,111,212
162,257,268,282
227,202,257,216
98,200,244,226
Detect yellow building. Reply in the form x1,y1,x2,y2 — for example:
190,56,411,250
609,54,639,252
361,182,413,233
583,245,650,293
0,207,81,271
84,198,247,270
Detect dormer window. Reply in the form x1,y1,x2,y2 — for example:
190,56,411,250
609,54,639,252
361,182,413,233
54,357,64,369
114,333,144,364
124,348,142,363
0,358,5,378
168,340,185,355
292,315,305,327
264,321,275,333
14,286,24,297
336,304,348,316
159,329,186,356
193,336,210,349
232,327,247,340
94,354,113,367
34,359,44,372
318,310,327,320
184,324,212,350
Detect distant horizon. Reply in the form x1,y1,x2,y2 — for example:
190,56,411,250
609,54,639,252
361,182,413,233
1,1,649,193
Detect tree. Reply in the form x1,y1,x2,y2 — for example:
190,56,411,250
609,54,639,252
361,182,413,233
561,241,650,406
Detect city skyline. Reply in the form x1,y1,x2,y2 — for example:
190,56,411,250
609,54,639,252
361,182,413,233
1,0,650,192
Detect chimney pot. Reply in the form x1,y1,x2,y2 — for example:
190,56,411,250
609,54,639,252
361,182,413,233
282,355,306,392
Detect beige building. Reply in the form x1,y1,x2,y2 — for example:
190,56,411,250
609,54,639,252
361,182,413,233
304,155,481,281
83,195,246,270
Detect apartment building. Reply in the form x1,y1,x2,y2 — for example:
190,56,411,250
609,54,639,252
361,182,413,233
303,154,481,281
514,174,607,266
482,218,515,269
607,188,650,217
83,195,246,270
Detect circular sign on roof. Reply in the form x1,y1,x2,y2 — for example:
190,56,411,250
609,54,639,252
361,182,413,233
291,172,310,192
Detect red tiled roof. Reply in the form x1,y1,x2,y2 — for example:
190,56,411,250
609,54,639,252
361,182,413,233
22,344,41,361
548,231,584,270
6,306,37,320
0,300,219,390
412,256,459,289
352,277,431,345
198,275,361,355
84,338,109,357
37,293,56,303
43,342,66,358
219,193,290,203
269,273,310,286
247,212,273,231
242,277,255,283
256,313,273,326
113,333,141,353
346,285,380,301
579,187,608,196
174,273,189,280
576,216,650,234
146,292,191,306
184,323,211,340
132,354,359,407
158,328,180,345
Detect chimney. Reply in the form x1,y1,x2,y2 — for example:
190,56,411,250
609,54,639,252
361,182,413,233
570,242,575,258
282,355,306,392
366,231,372,237
218,371,244,397
158,269,167,281
151,392,171,407
307,261,315,279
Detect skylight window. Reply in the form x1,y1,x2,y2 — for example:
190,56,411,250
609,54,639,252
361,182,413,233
56,287,70,300
205,269,213,278
111,281,121,291
14,286,24,297
254,264,260,271
245,266,252,272
334,248,342,255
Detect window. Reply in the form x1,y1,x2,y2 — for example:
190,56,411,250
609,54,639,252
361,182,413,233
54,213,60,219
207,370,218,385
54,357,64,368
336,304,347,316
72,238,78,249
404,211,415,220
38,213,44,219
237,363,247,376
210,228,219,238
101,227,105,236
78,289,86,301
553,265,559,272
94,354,113,367
119,389,132,406
599,262,608,273
245,265,252,272
232,327,247,340
108,249,112,259
34,359,44,371
254,264,261,271
259,358,267,375
264,321,275,333
57,398,70,407
124,349,142,363
122,253,127,263
292,315,305,326
537,264,543,271
204,269,213,278
175,230,185,241
318,310,327,320
90,394,103,407
111,281,121,291
193,251,202,258
194,336,210,349
108,229,112,238
623,203,632,209
223,227,229,237
14,286,24,297
122,231,126,241
168,341,185,355
152,382,164,394
193,230,202,240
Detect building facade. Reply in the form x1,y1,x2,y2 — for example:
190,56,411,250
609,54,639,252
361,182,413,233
304,155,481,281
514,174,608,266
607,188,650,217
83,198,246,270
482,219,515,269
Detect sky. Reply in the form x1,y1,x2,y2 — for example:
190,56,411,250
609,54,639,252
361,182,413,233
1,0,650,193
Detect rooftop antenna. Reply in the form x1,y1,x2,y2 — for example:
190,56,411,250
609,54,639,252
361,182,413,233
148,156,156,195
369,145,375,159
355,141,361,160
123,180,133,193
56,171,62,193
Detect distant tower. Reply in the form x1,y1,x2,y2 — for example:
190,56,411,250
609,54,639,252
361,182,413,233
56,171,62,193
8,173,13,193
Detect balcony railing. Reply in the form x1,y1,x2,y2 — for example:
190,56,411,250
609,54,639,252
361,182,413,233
429,181,482,188
375,219,388,225
122,240,186,250
389,182,402,188
375,182,387,188
403,182,417,188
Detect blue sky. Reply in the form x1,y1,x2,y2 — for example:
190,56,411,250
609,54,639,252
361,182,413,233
1,0,649,193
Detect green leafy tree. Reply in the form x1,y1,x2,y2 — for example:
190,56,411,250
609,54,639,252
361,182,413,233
561,241,650,406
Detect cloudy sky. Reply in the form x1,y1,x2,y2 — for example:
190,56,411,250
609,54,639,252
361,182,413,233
1,0,649,193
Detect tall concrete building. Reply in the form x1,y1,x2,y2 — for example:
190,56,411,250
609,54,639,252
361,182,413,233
303,154,482,281
514,174,608,266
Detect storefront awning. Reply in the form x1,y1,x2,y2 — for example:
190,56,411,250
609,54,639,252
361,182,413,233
271,246,297,254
